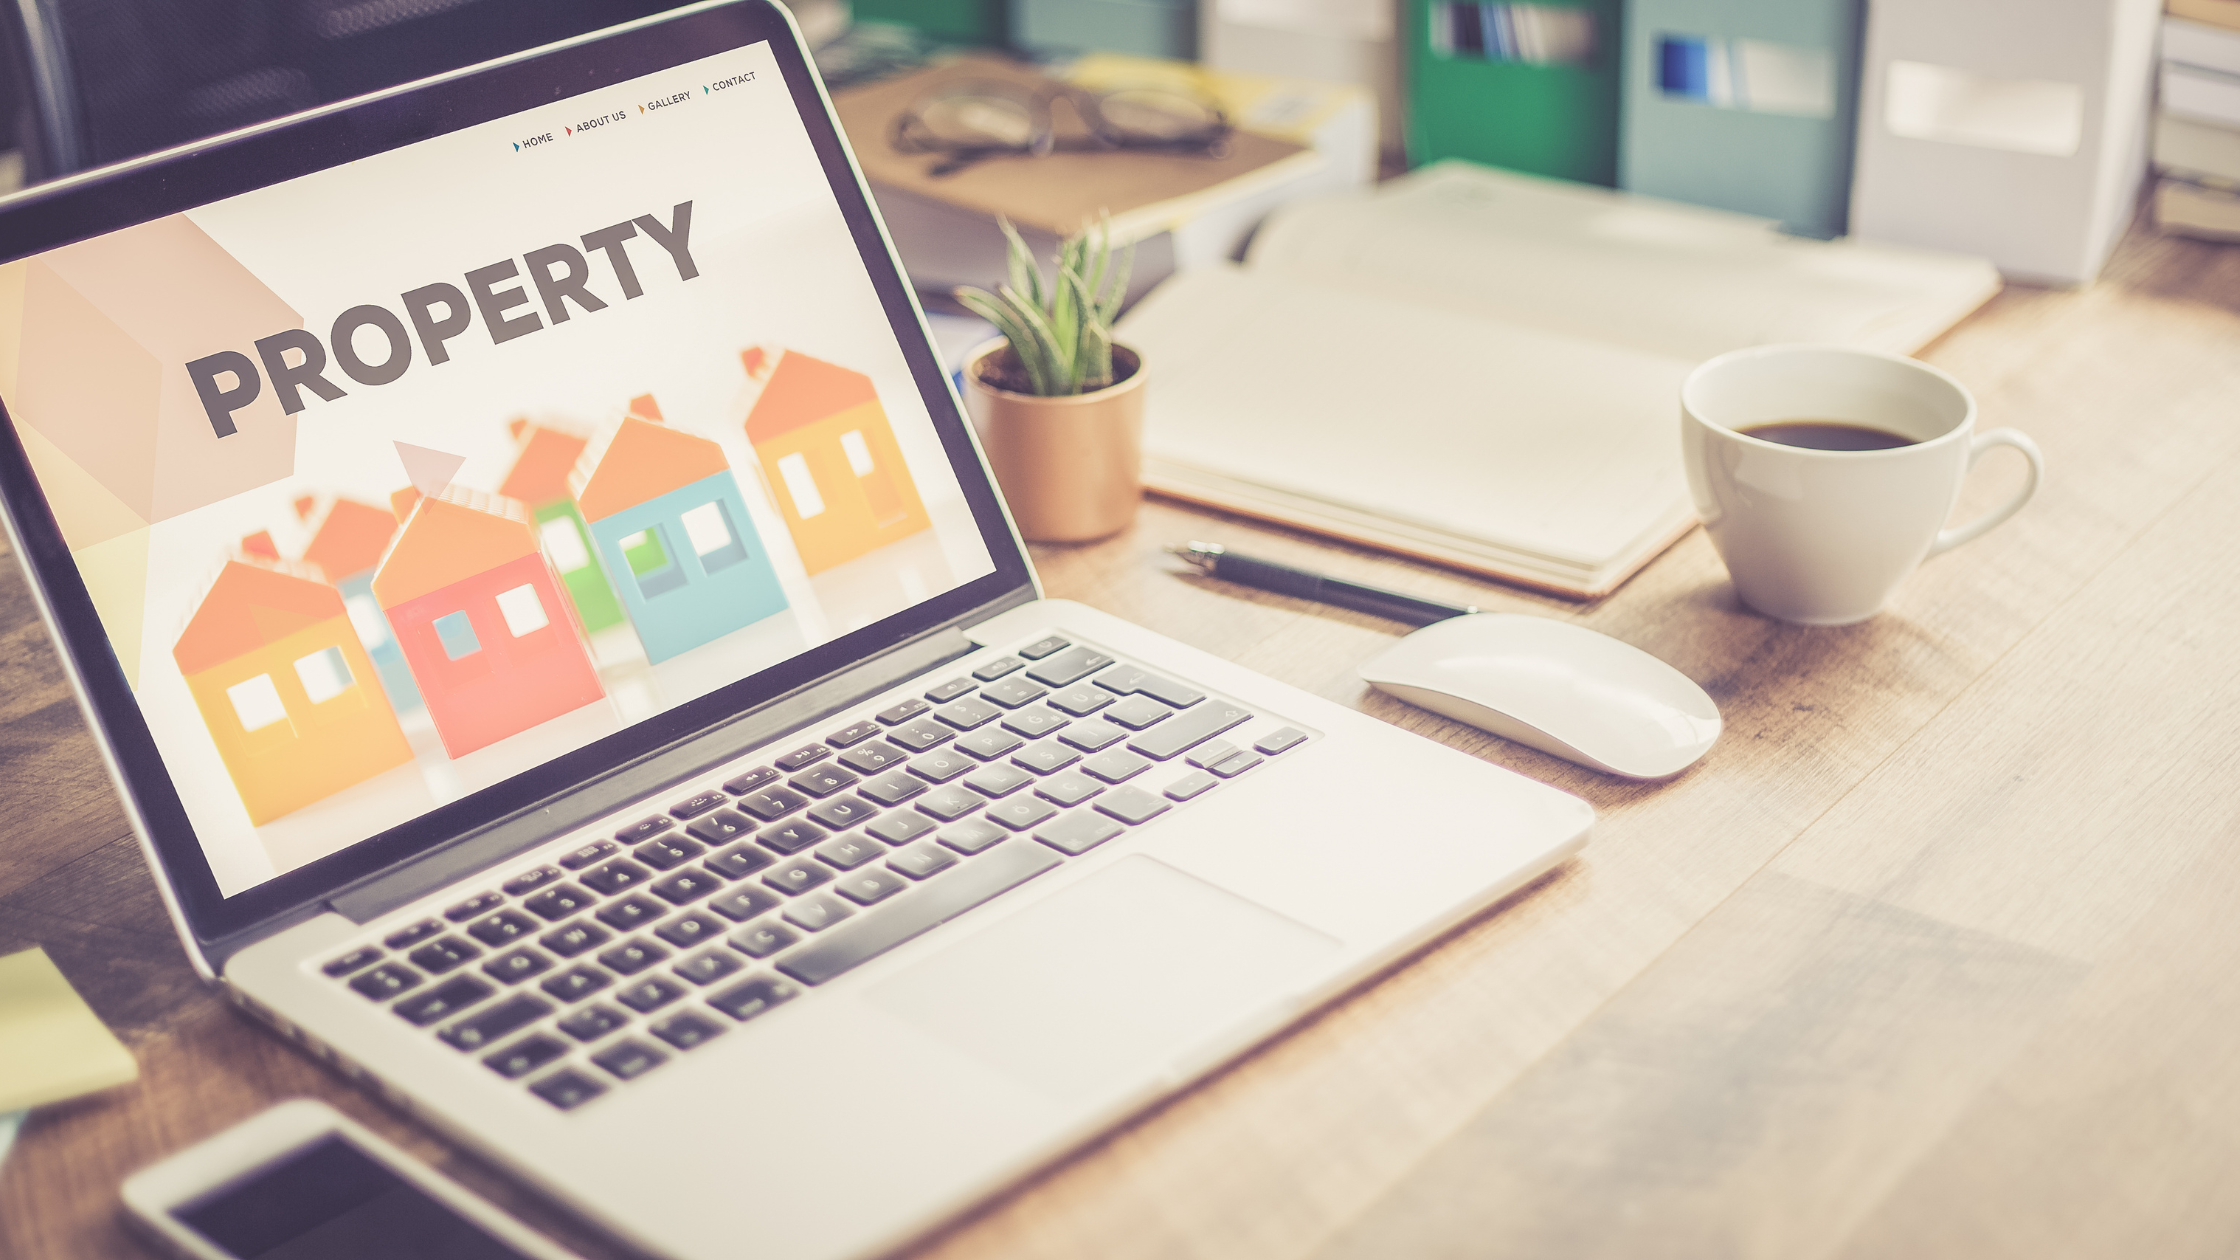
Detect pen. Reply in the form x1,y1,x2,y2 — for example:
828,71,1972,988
1166,542,1479,627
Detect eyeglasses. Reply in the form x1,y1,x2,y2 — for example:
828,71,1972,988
891,79,1233,177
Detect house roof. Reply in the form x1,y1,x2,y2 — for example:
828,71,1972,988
571,416,729,523
497,424,588,507
371,485,538,609
743,351,878,445
302,499,397,582
173,558,347,675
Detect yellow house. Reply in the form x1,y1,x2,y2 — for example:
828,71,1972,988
742,348,930,575
173,557,413,824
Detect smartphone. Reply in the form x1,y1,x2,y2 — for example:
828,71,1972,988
120,1099,586,1260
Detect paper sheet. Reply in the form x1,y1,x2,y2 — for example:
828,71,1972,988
0,947,139,1113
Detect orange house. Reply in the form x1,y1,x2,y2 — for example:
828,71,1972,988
173,557,413,825
742,349,930,575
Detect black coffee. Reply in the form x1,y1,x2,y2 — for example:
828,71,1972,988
1737,420,1917,451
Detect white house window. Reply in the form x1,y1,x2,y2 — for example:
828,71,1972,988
293,646,354,704
227,673,288,732
840,429,876,477
681,500,750,573
496,583,550,637
778,452,825,519
434,610,481,660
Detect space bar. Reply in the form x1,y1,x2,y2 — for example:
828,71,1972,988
776,843,1063,986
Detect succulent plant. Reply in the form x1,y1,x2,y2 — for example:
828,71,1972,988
955,216,1133,397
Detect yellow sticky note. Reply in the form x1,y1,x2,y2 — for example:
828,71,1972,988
0,947,138,1111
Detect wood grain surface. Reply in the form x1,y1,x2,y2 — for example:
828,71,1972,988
4,217,2237,1260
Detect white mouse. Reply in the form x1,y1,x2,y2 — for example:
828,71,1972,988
1358,614,1720,779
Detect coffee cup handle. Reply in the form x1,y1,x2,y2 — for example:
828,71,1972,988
1928,429,2044,557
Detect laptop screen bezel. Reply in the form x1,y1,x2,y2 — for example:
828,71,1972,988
0,0,1038,957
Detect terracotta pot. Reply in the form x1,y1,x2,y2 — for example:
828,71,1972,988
962,339,1146,543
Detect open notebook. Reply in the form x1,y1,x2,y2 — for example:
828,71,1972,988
1114,162,2003,597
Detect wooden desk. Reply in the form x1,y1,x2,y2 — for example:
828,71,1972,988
6,220,2239,1260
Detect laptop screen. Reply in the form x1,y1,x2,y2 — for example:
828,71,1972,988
0,30,1000,900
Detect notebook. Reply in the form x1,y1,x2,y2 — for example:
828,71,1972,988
1116,161,2002,597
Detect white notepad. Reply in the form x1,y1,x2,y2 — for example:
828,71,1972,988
1117,162,2003,597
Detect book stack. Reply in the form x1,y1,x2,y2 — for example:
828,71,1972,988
2156,0,2240,241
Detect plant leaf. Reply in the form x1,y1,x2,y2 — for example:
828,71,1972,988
1002,283,1072,394
1098,239,1134,324
998,217,1044,310
956,288,1054,396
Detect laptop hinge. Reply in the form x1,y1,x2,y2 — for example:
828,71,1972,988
323,606,1018,926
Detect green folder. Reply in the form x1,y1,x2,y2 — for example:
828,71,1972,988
1406,0,1624,186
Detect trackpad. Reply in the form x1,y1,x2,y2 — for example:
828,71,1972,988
864,855,1341,1101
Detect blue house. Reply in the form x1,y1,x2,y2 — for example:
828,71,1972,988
302,497,423,714
572,407,788,663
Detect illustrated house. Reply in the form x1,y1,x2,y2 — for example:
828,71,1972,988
498,418,626,635
301,497,421,714
173,556,413,825
573,404,788,664
741,349,931,575
372,486,605,758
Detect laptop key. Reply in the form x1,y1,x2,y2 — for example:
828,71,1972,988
839,740,908,774
888,844,958,880
501,866,565,898
529,1068,607,1110
541,966,612,1004
915,785,984,822
440,994,552,1051
635,836,707,872
409,937,481,974
789,765,858,798
722,766,781,795
1001,706,1069,738
972,656,1024,681
965,763,1033,798
486,1033,568,1080
654,910,725,948
775,743,831,772
858,769,928,806
704,842,774,880
395,976,493,1026
651,869,721,906
782,895,854,933
1128,702,1252,761
765,861,833,896
615,815,674,845
1210,750,1263,778
728,919,799,958
382,919,444,950
987,796,1060,831
924,676,977,703
481,948,553,985
1254,726,1308,755
1165,770,1219,801
906,749,975,783
1103,696,1174,731
597,939,669,976
1095,786,1173,826
957,727,1025,760
1013,742,1080,775
834,869,908,906
868,810,935,845
826,719,881,747
444,892,504,922
1017,634,1071,660
707,886,782,923
464,910,538,948
611,980,678,1021
758,820,826,855
777,842,1063,987
737,787,810,822
322,946,381,978
708,975,800,1023
686,808,756,846
876,697,930,725
558,840,619,871
649,1011,728,1051
1095,666,1205,709
808,795,878,830
580,858,653,896
591,1038,667,1080
980,676,1048,709
1057,719,1127,752
1035,771,1104,808
814,834,884,871
673,950,743,987
351,962,422,1000
669,790,726,820
1185,740,1238,769
1025,645,1113,687
556,1003,628,1042
939,819,1010,855
936,697,1002,730
886,717,955,752
1035,811,1124,857
1046,684,1115,716
523,884,594,922
540,920,612,958
595,895,665,932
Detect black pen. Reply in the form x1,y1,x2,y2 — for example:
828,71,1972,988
1166,542,1479,627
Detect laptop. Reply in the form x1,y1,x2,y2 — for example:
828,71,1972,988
0,4,1592,1256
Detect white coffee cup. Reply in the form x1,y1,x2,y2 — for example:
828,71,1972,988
1681,344,2043,625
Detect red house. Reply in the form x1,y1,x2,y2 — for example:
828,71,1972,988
371,486,604,758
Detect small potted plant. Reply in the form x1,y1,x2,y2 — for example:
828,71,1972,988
955,217,1145,543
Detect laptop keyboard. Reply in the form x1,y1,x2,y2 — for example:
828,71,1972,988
314,633,1313,1112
